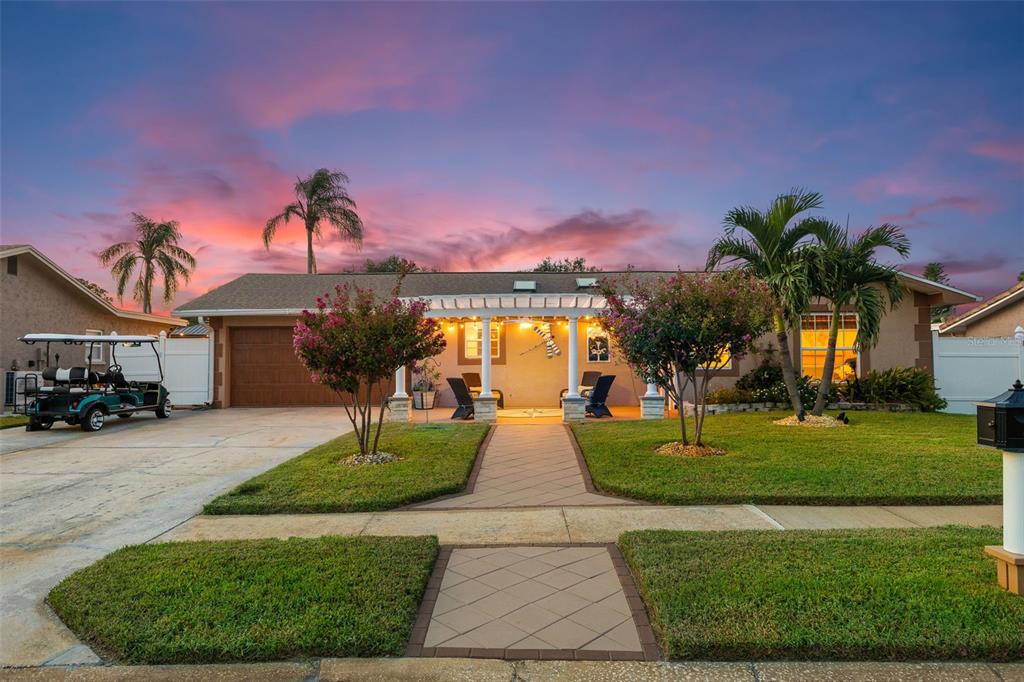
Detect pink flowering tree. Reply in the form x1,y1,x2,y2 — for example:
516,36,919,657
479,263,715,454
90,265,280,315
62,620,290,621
293,283,446,458
601,271,773,446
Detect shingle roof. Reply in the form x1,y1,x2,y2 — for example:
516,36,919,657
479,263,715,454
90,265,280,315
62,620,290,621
939,281,1024,333
174,271,668,314
175,269,978,315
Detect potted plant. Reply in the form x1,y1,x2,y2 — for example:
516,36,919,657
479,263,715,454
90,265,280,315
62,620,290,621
411,359,441,410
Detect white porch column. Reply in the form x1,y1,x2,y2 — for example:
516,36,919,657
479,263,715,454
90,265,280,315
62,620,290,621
566,316,580,399
479,316,493,398
562,315,586,422
640,378,666,419
393,366,408,398
388,365,411,422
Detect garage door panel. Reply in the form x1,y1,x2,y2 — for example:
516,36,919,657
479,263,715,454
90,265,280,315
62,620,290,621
230,326,343,406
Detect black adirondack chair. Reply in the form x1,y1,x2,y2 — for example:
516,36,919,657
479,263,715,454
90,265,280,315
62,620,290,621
447,377,476,420
561,371,603,401
461,372,504,408
585,375,616,418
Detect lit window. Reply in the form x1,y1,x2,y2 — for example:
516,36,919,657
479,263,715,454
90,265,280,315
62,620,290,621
700,350,731,370
586,326,610,362
85,329,105,364
464,322,500,359
800,313,858,381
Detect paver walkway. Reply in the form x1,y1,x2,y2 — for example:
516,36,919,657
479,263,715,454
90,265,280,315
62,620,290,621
416,425,633,508
414,546,651,658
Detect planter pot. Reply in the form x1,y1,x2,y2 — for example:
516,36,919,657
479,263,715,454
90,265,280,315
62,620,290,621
413,390,436,410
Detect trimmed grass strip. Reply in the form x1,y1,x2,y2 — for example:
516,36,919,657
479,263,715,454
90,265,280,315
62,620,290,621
0,415,28,429
48,536,439,664
573,411,1000,505
620,526,1024,661
205,422,490,514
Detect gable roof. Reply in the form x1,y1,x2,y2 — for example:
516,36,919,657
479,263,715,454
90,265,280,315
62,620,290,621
939,281,1024,334
0,244,187,326
175,269,978,316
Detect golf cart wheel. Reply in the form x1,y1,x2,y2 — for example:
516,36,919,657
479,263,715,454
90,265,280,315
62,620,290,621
156,399,172,419
26,417,52,431
117,413,133,419
82,406,106,432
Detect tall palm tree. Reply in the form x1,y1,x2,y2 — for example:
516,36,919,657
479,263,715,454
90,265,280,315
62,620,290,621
263,168,363,274
706,189,828,420
807,222,910,415
98,213,197,313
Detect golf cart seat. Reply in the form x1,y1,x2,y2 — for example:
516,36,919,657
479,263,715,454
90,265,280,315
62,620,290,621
34,367,99,394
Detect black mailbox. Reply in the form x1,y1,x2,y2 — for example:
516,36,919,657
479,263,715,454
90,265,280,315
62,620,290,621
977,379,1024,452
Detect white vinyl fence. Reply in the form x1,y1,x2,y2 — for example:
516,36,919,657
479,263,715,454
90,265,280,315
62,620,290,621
115,332,213,406
932,326,1024,414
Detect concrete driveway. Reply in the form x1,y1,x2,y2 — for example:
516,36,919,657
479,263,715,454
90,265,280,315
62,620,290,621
0,407,349,667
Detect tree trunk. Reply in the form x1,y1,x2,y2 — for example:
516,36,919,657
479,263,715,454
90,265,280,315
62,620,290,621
306,226,317,274
774,309,805,421
674,367,688,445
142,262,152,313
811,306,841,416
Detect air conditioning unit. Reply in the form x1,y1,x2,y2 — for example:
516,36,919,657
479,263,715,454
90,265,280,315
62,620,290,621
4,370,42,407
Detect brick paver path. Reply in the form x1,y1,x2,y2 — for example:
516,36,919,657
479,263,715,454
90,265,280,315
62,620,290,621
416,425,632,508
420,546,646,655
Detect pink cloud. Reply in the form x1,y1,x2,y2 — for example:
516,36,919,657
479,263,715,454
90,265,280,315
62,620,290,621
971,139,1024,163
881,195,988,224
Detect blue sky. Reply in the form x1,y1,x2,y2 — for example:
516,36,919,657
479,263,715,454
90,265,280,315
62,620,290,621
2,1,1021,310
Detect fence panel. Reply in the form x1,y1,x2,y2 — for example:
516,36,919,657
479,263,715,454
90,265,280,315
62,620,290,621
933,329,1024,414
115,333,212,406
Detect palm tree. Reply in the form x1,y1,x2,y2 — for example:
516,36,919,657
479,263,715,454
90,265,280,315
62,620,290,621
98,213,196,313
706,189,828,420
922,262,953,323
263,168,363,274
807,223,910,416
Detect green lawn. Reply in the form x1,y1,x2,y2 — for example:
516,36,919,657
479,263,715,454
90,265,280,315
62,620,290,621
205,422,490,514
572,411,1000,505
621,527,1024,661
0,415,28,429
48,536,438,664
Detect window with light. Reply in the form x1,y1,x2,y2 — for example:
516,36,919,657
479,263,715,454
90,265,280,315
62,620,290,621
800,313,858,380
464,321,500,359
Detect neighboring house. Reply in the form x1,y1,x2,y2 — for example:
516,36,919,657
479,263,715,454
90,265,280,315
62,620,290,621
0,245,186,372
938,282,1024,338
175,271,976,415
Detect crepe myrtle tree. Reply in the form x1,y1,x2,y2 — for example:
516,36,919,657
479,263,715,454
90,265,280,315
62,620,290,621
293,282,445,459
601,271,773,446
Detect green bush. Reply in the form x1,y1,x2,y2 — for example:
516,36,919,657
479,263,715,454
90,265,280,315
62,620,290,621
705,386,755,404
753,375,817,410
736,357,783,392
837,368,947,411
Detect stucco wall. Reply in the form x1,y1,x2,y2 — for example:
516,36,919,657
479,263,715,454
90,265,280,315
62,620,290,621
0,254,174,371
944,298,1024,338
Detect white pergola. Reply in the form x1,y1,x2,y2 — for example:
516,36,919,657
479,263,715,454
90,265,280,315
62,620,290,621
390,294,659,411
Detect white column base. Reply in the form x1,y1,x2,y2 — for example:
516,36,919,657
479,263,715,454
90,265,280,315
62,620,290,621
640,395,666,419
473,396,498,423
562,396,586,422
388,396,411,422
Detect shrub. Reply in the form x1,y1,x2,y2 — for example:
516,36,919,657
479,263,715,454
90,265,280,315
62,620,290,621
704,387,755,404
754,375,817,410
837,368,947,411
736,357,783,393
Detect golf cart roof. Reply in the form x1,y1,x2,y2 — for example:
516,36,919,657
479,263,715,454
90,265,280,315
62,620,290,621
19,333,160,344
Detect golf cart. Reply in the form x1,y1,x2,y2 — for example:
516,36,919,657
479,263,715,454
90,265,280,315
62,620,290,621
14,333,172,432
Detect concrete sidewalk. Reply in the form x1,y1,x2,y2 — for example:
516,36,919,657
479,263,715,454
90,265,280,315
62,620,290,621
157,504,1001,545
5,658,1022,681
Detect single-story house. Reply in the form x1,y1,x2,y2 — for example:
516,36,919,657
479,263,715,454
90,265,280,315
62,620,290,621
0,245,186,375
175,270,976,421
938,281,1024,338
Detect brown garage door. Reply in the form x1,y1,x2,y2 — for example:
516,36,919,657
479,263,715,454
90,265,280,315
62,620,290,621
230,326,343,406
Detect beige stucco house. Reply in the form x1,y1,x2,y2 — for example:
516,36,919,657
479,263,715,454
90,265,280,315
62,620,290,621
0,245,186,374
175,270,975,420
939,281,1024,338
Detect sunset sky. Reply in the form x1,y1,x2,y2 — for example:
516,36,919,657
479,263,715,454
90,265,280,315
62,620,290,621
2,1,1021,313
